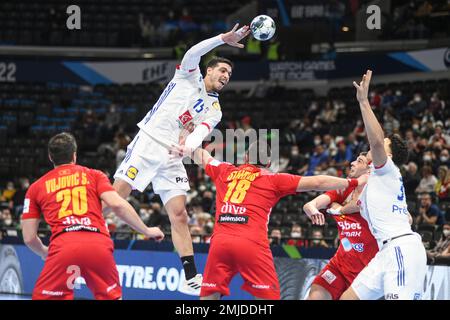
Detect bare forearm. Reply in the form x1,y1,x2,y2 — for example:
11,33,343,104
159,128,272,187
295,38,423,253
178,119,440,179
299,175,353,192
359,100,385,147
192,148,212,168
25,236,47,257
341,201,360,214
113,202,149,235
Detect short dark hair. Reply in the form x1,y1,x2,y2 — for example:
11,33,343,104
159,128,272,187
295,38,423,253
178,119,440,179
388,133,408,166
359,151,368,157
206,57,234,70
245,141,271,167
48,132,77,165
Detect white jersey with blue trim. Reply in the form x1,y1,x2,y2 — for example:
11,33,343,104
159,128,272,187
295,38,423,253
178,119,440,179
358,157,413,244
137,66,222,147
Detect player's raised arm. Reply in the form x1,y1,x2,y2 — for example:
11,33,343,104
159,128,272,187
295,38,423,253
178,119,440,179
296,174,367,193
180,23,250,71
353,70,387,168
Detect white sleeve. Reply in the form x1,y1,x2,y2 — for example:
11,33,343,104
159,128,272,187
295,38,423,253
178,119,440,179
185,124,210,150
180,35,225,71
373,157,397,176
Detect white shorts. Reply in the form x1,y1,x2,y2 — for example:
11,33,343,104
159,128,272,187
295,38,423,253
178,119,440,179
113,130,189,204
351,233,427,300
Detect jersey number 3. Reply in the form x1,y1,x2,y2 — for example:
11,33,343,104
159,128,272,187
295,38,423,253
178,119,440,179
56,186,88,219
223,179,251,204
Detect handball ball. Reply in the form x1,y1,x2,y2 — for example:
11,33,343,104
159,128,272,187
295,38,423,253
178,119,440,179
250,15,276,41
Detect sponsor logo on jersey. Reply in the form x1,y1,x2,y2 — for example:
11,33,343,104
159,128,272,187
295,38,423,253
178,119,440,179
175,177,189,183
63,225,100,233
126,166,138,180
413,293,421,300
251,284,270,289
212,101,221,111
178,110,193,126
42,290,64,296
220,202,247,214
218,214,248,224
337,221,362,230
202,283,217,288
321,270,336,284
385,293,399,300
352,243,365,252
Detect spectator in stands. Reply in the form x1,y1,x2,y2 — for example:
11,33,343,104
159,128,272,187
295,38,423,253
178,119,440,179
427,223,450,265
318,101,338,124
310,229,329,248
415,165,438,194
429,125,450,150
11,178,29,217
415,193,446,228
435,166,450,201
114,132,131,169
383,108,400,135
0,181,16,204
287,223,309,247
437,148,450,169
139,13,156,46
147,202,165,228
0,208,15,229
331,140,353,171
269,228,282,245
403,162,421,198
300,144,329,176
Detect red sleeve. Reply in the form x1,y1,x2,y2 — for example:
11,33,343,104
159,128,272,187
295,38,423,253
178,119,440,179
324,190,340,204
93,170,115,196
271,173,302,197
205,159,231,181
21,184,41,220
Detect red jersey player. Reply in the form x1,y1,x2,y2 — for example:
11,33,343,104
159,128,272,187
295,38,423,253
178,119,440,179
21,132,164,300
170,142,367,299
303,152,378,300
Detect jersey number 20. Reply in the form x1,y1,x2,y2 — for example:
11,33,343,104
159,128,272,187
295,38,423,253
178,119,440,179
223,179,251,204
56,186,88,219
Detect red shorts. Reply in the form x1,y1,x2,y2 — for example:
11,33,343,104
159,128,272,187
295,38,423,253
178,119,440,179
311,257,357,300
200,234,280,299
32,232,122,300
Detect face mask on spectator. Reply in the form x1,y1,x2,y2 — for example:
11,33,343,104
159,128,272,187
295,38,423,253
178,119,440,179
4,219,12,226
314,139,321,146
412,124,419,130
414,95,422,102
443,230,450,237
423,155,432,162
395,90,402,96
440,156,448,162
291,232,301,238
291,149,299,156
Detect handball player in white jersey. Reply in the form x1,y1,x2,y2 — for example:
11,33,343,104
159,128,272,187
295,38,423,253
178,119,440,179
340,70,427,300
113,24,250,294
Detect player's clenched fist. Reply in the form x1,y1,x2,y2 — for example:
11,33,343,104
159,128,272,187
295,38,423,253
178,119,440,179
145,227,165,242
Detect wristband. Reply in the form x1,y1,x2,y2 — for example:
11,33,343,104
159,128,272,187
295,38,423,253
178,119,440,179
348,178,358,188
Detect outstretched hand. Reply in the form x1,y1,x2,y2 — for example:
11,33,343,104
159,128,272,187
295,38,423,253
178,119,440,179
221,23,251,48
353,70,372,104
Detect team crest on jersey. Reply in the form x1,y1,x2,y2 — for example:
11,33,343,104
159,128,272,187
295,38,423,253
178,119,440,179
178,110,193,126
126,166,138,180
212,101,221,111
